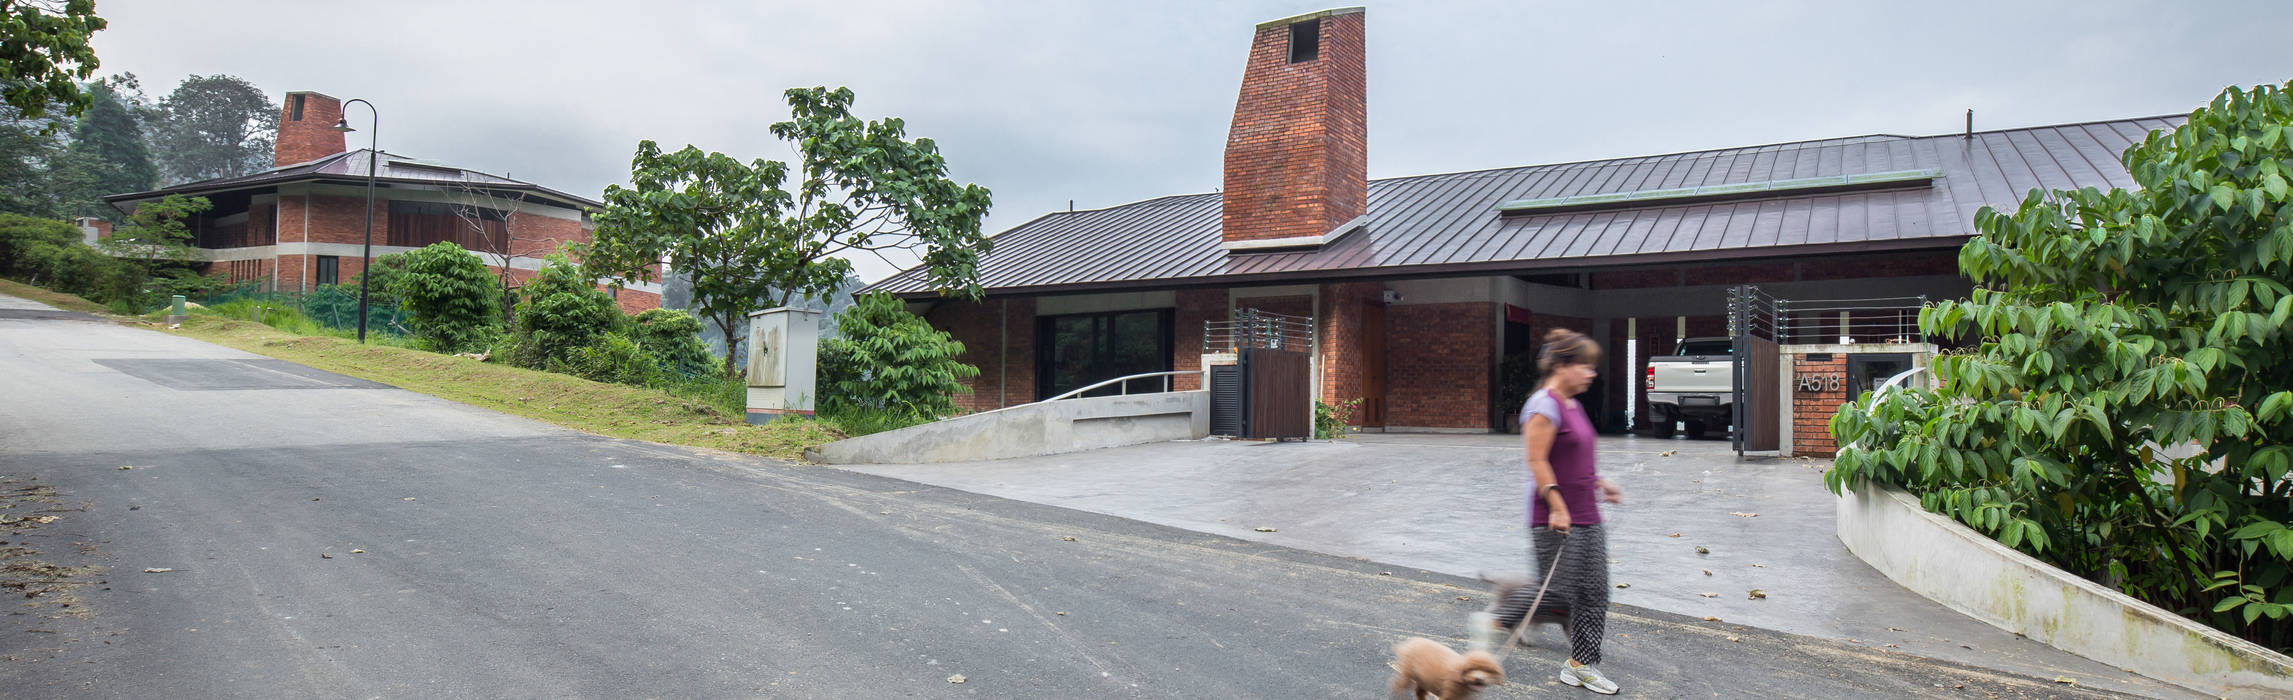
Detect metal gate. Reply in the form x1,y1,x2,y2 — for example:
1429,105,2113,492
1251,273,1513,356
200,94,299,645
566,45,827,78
1728,286,1781,454
1204,309,1314,440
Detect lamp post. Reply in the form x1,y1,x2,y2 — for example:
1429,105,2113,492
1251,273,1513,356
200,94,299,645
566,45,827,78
333,100,378,343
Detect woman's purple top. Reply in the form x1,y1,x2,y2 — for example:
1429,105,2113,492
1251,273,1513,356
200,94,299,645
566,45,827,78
1521,388,1601,527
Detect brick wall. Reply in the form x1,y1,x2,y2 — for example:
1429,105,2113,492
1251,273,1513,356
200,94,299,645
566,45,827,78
275,92,346,167
212,258,275,285
1316,282,1380,410
1792,353,1849,456
1798,251,1958,280
1173,288,1226,391
1221,11,1367,244
925,298,1035,412
1385,302,1494,429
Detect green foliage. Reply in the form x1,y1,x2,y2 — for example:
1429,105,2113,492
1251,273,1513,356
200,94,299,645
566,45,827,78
818,292,977,419
0,0,106,122
817,403,931,437
631,307,715,380
96,193,205,312
588,85,992,377
390,242,499,353
0,211,78,277
54,81,154,218
1827,81,2293,653
150,74,276,182
1315,398,1361,440
505,253,624,370
559,332,658,386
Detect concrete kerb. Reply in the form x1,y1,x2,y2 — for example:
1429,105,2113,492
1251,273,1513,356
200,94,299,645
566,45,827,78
808,391,1210,464
1836,480,2293,699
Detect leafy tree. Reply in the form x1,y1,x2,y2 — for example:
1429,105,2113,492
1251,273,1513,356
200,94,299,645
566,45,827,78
818,292,977,419
389,242,499,353
96,193,205,311
630,307,714,379
0,0,106,122
505,254,624,370
1828,81,2293,653
151,74,276,183
0,100,64,216
0,210,76,277
54,81,154,217
587,86,994,378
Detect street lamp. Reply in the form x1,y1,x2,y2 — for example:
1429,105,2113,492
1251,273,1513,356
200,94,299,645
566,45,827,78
333,100,378,343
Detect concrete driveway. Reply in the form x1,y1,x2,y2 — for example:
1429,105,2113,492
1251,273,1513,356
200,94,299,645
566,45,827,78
847,432,2185,697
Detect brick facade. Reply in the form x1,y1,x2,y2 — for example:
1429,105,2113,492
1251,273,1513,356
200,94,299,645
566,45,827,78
1316,282,1380,410
926,298,1036,413
1385,302,1494,430
275,92,346,167
1172,288,1226,391
1221,10,1367,244
1791,353,1849,456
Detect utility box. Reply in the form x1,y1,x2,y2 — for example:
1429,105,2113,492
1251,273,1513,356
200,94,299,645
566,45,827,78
745,307,824,424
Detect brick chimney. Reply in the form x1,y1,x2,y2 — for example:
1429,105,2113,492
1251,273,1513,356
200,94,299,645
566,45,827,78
1221,8,1367,251
274,91,347,167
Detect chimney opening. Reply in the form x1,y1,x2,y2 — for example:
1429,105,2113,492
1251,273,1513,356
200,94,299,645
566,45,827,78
1287,19,1320,63
291,94,306,121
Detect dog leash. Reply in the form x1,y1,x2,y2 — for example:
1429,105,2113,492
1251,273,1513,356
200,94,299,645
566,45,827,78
1492,530,1568,664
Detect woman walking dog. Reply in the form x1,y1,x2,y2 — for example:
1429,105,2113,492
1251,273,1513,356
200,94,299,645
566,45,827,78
1470,328,1623,694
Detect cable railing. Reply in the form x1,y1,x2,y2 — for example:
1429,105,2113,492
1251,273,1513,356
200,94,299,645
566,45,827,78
1730,286,1929,346
973,369,1206,416
1204,308,1313,353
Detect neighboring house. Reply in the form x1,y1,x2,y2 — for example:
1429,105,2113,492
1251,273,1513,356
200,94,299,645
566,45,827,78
94,90,660,313
867,7,2175,438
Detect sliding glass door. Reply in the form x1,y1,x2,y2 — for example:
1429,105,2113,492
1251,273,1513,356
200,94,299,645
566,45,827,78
1035,309,1173,399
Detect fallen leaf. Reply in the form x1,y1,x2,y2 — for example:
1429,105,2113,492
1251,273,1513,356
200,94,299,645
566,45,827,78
1698,592,1718,598
1729,512,1760,518
1702,616,1721,622
947,674,966,684
1726,636,1741,643
1888,626,1904,632
1060,536,1077,542
29,515,58,524
1748,589,1767,600
1659,450,1677,457
1253,527,1277,533
1752,563,1767,568
117,466,133,470
1379,571,1392,576
320,553,333,559
1667,532,1682,538
402,498,416,501
1614,583,1630,589
1702,569,1713,576
142,568,172,573
351,549,364,554
1456,596,1472,601
2052,676,2076,686
1695,546,1710,554
1055,612,1067,616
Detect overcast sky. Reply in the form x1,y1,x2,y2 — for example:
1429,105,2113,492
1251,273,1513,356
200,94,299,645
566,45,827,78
92,0,2293,282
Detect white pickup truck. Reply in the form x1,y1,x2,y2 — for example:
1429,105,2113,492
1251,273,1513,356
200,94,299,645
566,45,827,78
1645,337,1734,439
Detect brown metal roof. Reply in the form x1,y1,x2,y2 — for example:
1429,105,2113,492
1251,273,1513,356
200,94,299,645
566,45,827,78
104,149,602,211
871,116,2182,297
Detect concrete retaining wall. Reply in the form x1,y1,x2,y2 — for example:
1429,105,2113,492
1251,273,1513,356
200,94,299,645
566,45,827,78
809,391,1210,465
1837,481,2293,698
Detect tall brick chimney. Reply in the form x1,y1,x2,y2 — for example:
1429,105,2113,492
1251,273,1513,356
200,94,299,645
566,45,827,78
1221,7,1367,251
274,91,347,167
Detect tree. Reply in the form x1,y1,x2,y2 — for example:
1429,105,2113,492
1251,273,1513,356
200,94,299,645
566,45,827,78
0,0,106,123
587,86,994,377
390,242,500,353
1827,81,2293,653
630,308,714,380
96,193,206,311
444,181,544,323
818,292,977,419
54,81,155,218
0,100,63,216
505,254,624,371
151,74,276,184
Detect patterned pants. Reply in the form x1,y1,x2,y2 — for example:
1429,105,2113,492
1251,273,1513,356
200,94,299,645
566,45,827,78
1491,524,1609,665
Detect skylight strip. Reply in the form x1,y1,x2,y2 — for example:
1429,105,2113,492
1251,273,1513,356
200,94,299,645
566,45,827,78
1495,168,1939,214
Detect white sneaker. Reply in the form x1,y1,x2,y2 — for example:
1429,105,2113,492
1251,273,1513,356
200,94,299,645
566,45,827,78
1559,660,1619,695
1465,611,1503,653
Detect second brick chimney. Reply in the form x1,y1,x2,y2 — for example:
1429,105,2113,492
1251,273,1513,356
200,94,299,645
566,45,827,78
1221,8,1367,251
274,91,347,167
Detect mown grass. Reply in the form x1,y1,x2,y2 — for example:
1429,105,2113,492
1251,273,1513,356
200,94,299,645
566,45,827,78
164,314,850,462
0,278,110,315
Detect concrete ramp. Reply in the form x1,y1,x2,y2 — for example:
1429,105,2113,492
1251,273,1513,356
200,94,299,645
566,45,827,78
807,391,1210,464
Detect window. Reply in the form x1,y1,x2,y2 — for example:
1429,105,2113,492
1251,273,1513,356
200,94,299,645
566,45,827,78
1035,309,1173,400
1288,19,1320,63
387,200,509,250
315,256,338,286
291,94,306,121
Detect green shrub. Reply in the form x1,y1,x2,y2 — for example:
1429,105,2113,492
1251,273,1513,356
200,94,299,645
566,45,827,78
819,403,932,437
557,333,660,386
506,253,625,369
1315,398,1360,440
0,213,82,279
391,242,501,353
818,292,977,420
631,307,716,379
1828,81,2293,653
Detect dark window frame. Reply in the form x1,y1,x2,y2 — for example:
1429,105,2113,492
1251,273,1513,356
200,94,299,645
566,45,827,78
1288,19,1321,63
291,94,306,121
1034,308,1175,400
315,255,339,286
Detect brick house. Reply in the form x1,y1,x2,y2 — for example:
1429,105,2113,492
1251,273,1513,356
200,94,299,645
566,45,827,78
99,90,660,313
866,8,2173,442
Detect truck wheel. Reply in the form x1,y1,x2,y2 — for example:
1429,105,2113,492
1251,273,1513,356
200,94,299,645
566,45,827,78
1686,420,1709,439
1652,417,1676,439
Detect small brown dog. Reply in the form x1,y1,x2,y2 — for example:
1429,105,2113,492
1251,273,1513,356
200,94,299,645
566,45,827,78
1388,637,1504,699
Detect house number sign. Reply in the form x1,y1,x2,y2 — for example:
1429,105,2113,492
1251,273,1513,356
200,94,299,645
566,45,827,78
1796,372,1844,392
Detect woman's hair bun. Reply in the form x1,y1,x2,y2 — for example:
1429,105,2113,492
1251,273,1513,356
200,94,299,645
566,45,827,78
1542,327,1573,343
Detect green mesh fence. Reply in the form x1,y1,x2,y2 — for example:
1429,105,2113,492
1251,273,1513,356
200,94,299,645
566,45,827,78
195,284,413,336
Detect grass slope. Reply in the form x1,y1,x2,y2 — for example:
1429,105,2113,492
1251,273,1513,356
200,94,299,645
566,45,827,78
0,279,110,315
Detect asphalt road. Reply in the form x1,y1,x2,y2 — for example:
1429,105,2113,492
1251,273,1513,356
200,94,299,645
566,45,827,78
0,296,2168,699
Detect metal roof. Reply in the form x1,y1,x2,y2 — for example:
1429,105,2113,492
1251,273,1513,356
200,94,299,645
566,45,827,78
104,149,602,210
870,116,2182,297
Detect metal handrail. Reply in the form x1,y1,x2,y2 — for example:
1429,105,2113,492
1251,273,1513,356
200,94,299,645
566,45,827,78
972,369,1207,416
1849,367,1931,450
